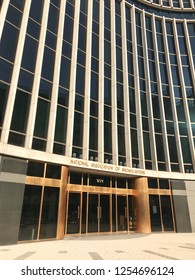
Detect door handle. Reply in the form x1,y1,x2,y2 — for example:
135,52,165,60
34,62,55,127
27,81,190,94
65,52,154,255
77,206,80,219
124,207,127,218
97,207,99,219
100,207,102,219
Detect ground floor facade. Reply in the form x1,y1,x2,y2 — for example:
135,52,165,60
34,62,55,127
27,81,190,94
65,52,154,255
0,155,194,245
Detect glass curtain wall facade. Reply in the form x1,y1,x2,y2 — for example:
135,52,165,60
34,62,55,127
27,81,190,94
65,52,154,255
0,0,195,244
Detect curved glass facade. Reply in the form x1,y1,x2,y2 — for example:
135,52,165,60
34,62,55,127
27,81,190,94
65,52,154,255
133,0,195,10
0,0,195,243
0,0,195,175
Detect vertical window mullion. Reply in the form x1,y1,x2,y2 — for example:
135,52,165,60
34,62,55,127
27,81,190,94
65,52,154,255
110,0,118,165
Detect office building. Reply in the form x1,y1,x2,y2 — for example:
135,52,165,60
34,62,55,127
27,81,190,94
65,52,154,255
0,0,195,245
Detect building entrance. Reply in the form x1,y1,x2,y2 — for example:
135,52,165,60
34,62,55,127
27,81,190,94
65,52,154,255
65,191,136,235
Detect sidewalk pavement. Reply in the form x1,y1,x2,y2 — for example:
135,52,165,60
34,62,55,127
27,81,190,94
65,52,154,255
0,233,195,260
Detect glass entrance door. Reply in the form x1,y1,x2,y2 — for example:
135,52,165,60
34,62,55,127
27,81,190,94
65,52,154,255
88,194,99,233
117,195,128,231
128,195,136,231
88,193,110,233
67,192,81,234
100,194,110,232
66,192,134,235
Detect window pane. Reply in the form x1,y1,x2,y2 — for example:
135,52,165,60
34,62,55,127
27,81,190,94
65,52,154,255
76,65,85,95
34,99,50,138
155,134,165,162
54,106,68,143
18,185,42,241
47,4,59,34
118,126,125,156
89,118,98,150
0,83,8,127
168,136,178,163
39,187,59,239
41,47,55,81
131,129,138,158
27,161,44,177
18,70,34,92
21,36,38,72
104,122,112,153
90,72,98,100
149,195,162,232
161,196,174,231
0,22,19,62
60,57,71,89
10,90,30,133
143,132,151,160
29,0,44,23
10,0,25,10
181,137,192,164
69,172,82,184
46,164,61,179
73,112,83,147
